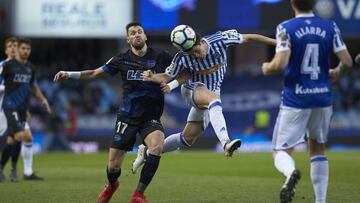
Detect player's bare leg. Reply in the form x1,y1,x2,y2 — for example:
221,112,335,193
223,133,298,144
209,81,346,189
193,86,241,156
309,138,328,203
132,122,202,174
131,130,164,203
97,149,125,203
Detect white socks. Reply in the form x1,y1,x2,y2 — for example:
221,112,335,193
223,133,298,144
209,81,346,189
162,133,190,153
23,142,33,176
311,155,328,203
208,99,230,147
274,151,295,178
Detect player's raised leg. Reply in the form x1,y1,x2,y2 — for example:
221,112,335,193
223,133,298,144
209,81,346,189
272,107,308,203
131,123,164,203
193,86,241,156
132,120,202,174
274,150,301,203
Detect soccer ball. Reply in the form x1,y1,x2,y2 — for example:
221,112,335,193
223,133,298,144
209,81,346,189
170,25,196,51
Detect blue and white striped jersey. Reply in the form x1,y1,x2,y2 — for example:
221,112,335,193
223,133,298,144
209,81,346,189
166,30,244,91
276,13,347,108
0,59,9,108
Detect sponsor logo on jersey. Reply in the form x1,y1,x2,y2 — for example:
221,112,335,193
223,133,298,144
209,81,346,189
113,134,122,142
13,74,32,83
127,70,143,80
295,84,330,95
147,60,156,68
193,63,222,75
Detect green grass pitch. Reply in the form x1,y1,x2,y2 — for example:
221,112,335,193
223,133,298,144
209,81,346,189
0,151,359,203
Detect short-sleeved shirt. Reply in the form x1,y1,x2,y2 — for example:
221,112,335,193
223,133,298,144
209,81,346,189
276,14,347,108
102,47,172,124
0,59,36,111
165,30,244,91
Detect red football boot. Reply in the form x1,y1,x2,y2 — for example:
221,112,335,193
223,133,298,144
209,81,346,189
131,191,151,203
97,181,120,203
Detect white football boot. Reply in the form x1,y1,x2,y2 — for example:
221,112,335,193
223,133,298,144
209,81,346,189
224,139,242,157
131,144,147,174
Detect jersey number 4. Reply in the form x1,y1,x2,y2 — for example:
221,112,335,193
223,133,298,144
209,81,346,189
127,70,143,80
301,43,320,80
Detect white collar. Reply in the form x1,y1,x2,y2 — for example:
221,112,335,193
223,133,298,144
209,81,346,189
296,12,315,18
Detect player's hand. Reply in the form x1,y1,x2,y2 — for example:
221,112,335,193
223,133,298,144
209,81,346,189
355,54,360,65
53,71,69,82
329,68,341,83
41,99,52,113
261,62,270,75
161,82,171,94
143,70,153,81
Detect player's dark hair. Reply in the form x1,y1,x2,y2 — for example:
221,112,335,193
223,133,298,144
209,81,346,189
4,37,17,49
292,0,316,12
126,22,143,35
184,32,202,52
18,38,31,47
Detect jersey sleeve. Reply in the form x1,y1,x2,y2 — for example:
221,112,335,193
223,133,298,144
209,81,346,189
332,22,347,53
30,69,37,86
165,53,186,78
275,24,291,53
221,30,244,47
101,56,121,76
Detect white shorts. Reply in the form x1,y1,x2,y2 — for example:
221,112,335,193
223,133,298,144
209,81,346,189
0,110,7,136
272,106,333,150
0,110,30,136
181,82,220,130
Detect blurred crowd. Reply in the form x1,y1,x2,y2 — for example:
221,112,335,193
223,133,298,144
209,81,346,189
332,66,360,128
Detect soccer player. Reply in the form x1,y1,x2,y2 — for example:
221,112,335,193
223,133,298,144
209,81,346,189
0,37,46,182
261,0,353,202
132,27,276,173
54,22,173,203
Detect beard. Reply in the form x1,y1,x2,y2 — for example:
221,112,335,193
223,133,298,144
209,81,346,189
132,41,145,50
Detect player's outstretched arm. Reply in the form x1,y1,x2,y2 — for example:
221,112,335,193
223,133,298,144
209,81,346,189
143,70,172,84
161,69,191,93
262,51,290,75
53,67,108,82
330,50,353,82
243,34,276,46
30,84,52,113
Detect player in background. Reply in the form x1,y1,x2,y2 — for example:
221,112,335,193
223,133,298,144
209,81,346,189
132,27,276,173
261,0,352,202
54,22,175,203
0,37,45,182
